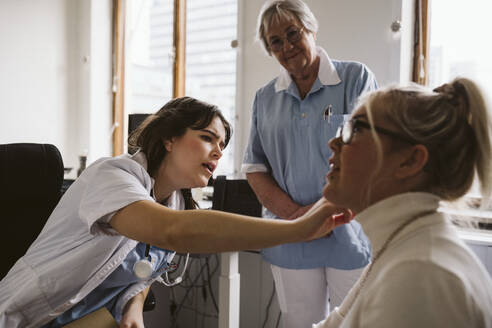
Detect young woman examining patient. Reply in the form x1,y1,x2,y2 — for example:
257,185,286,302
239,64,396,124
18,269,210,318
0,97,349,328
315,78,492,327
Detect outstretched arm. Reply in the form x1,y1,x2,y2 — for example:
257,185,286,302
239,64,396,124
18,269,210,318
109,198,350,254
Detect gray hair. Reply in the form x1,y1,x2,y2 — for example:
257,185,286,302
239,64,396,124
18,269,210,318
362,78,492,203
257,0,318,55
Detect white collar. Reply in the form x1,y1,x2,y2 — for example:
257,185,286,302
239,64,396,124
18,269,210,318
355,192,441,254
274,46,341,92
130,150,155,194
131,150,149,170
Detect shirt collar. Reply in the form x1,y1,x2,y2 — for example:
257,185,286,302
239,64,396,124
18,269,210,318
130,150,154,190
274,46,341,92
131,150,149,170
355,192,441,254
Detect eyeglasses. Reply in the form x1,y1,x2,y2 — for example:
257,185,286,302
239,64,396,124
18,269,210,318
267,27,305,52
336,118,416,145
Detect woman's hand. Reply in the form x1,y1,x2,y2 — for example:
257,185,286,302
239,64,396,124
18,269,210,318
120,305,145,328
120,287,149,328
295,198,354,241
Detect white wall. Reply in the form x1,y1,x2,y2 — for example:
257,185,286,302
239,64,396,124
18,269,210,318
0,0,113,175
88,0,114,164
0,0,70,160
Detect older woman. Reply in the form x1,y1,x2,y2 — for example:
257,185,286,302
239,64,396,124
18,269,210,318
315,78,492,327
242,0,378,326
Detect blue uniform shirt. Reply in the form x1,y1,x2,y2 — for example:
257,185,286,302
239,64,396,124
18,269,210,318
43,243,173,327
242,47,377,269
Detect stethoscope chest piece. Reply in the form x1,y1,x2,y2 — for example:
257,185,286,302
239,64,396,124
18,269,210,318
134,243,154,279
133,244,189,286
134,258,154,279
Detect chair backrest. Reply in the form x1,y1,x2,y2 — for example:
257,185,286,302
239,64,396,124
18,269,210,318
212,175,262,217
0,143,64,279
128,113,150,154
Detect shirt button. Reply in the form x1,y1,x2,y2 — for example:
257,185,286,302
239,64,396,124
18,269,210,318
301,113,306,118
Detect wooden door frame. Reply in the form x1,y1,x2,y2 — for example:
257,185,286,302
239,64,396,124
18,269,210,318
412,0,429,85
112,0,126,156
173,0,186,98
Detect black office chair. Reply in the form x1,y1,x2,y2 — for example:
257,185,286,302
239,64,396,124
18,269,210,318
212,175,262,217
212,175,263,254
0,143,64,279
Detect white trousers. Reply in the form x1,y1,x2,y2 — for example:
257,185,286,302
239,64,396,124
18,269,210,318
270,264,365,328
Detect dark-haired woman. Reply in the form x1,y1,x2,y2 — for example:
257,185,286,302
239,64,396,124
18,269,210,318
0,97,350,328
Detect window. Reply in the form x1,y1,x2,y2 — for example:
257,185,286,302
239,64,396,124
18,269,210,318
185,0,237,176
427,0,492,94
426,0,492,228
126,0,175,114
123,0,237,177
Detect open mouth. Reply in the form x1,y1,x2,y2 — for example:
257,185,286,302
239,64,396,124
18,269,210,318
330,163,340,171
326,162,340,181
202,162,216,175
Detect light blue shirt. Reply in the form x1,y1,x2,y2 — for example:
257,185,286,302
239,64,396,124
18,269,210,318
43,243,173,327
242,48,376,269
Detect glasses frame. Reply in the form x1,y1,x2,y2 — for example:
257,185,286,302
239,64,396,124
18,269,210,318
267,26,305,53
336,118,416,145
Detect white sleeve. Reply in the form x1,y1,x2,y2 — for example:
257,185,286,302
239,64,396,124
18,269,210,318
241,92,270,173
78,157,154,235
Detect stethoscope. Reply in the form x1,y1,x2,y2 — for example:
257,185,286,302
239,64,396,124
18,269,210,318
134,244,190,287
135,184,190,286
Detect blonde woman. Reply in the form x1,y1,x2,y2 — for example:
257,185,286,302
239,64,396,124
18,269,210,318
315,78,492,327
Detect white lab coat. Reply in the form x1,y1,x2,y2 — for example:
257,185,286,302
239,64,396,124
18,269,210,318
0,152,184,328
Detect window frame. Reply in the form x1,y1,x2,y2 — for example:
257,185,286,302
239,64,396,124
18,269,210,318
112,0,187,156
412,0,429,85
